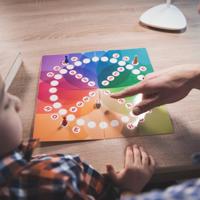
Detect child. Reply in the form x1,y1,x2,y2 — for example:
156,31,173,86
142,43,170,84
0,74,156,200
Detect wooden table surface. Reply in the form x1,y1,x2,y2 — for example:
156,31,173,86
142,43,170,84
1,0,200,182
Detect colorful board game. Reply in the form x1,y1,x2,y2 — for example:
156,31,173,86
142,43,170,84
33,48,173,142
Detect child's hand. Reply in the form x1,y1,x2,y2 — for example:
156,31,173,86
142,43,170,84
111,64,200,115
106,145,156,194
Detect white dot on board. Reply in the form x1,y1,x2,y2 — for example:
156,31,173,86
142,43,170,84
54,74,62,80
121,116,130,123
110,120,119,127
123,56,130,61
117,67,125,72
72,126,80,134
82,96,90,102
101,56,109,62
83,58,91,64
71,56,78,61
76,101,84,107
99,121,108,129
139,66,147,71
113,53,120,58
88,81,95,87
118,60,126,66
43,106,52,112
53,102,62,109
50,80,59,86
67,114,75,122
132,69,140,75
51,113,59,120
49,87,57,93
46,72,54,77
50,95,58,102
107,76,114,81
102,80,109,86
110,58,117,64
76,119,85,126
75,73,83,79
81,77,89,83
92,56,99,62
112,71,120,77
69,70,77,75
89,91,96,97
126,64,134,70
58,109,67,116
88,121,96,128
66,64,74,70
74,61,82,67
59,68,68,74
53,66,61,71
69,106,77,113
137,75,145,81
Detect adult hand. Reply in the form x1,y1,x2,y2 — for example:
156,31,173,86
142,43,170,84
111,64,200,115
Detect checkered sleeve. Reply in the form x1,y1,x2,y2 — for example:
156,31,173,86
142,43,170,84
120,178,200,200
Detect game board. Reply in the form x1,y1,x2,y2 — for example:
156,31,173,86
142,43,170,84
33,48,173,142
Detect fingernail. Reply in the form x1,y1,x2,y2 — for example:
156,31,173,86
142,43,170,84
133,107,140,115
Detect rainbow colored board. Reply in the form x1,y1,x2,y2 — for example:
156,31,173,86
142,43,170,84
33,48,173,142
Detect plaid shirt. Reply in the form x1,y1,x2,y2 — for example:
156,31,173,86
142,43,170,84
0,139,117,200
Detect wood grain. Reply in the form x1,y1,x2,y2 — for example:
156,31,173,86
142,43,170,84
0,0,200,182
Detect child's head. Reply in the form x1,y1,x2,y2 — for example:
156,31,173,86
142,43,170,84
0,75,22,157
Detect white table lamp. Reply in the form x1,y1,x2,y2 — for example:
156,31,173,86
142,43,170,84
139,0,187,31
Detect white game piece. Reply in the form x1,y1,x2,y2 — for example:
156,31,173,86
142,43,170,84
112,71,120,77
125,64,134,70
102,80,109,86
67,114,75,122
74,61,82,67
139,66,147,71
81,77,89,83
75,73,83,79
69,70,77,75
76,119,85,126
83,58,91,64
89,91,96,97
72,126,80,133
69,106,77,113
53,66,61,71
121,116,130,123
101,56,109,62
123,56,130,61
88,81,95,87
110,58,117,64
50,80,59,86
50,95,58,102
88,121,96,128
92,56,99,62
76,101,84,107
131,69,140,75
117,67,125,72
53,102,62,109
43,106,52,112
59,68,68,74
58,109,68,116
137,75,145,81
107,76,114,81
99,121,108,129
54,74,62,80
118,60,126,66
82,96,90,102
113,53,120,58
117,98,125,104
51,113,59,120
71,56,78,61
49,87,57,94
127,122,136,130
47,72,54,78
110,120,119,127
66,64,74,70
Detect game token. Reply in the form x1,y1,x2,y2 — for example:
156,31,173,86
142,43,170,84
72,126,80,133
131,69,140,75
112,71,120,77
132,56,138,65
95,101,101,109
59,68,68,74
66,64,74,70
117,67,125,72
69,106,77,113
61,116,68,127
112,53,120,58
118,60,126,66
71,56,78,61
46,72,54,77
139,66,147,71
83,58,91,64
76,101,84,107
110,58,117,64
107,76,114,81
